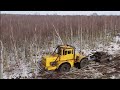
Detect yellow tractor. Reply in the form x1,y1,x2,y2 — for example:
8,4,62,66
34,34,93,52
40,45,89,72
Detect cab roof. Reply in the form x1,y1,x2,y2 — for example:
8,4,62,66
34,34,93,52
58,45,75,49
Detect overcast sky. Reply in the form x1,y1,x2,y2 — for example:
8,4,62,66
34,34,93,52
1,11,120,15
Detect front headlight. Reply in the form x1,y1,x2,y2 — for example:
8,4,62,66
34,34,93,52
50,61,57,66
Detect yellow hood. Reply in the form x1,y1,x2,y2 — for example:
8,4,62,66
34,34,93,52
43,54,58,59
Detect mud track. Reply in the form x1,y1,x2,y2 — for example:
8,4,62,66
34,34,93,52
37,56,120,79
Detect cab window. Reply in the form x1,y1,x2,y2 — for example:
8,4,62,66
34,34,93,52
68,50,71,54
72,50,73,54
57,47,61,55
63,49,64,55
65,51,67,55
63,50,67,55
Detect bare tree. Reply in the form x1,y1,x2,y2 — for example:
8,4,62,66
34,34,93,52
52,24,64,45
0,40,3,79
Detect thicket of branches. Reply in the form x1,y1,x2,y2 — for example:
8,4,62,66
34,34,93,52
1,14,120,50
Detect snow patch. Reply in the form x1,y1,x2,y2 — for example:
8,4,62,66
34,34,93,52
110,75,116,79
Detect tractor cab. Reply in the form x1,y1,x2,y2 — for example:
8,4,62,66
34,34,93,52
52,45,75,60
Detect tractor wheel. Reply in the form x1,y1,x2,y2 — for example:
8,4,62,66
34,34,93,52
58,63,71,72
79,58,89,68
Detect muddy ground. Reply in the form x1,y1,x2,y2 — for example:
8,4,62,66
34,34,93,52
3,52,120,79
3,41,120,79
36,55,120,79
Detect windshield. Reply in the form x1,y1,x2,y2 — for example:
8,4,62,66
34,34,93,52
57,47,61,55
52,47,61,55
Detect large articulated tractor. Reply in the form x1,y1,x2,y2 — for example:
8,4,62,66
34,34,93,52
40,45,89,72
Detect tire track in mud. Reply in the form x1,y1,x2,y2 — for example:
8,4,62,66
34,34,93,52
37,55,120,79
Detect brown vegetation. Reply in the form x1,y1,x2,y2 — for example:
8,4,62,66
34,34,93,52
0,14,120,78
1,14,120,50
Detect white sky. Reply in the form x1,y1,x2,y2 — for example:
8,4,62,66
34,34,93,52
1,11,120,15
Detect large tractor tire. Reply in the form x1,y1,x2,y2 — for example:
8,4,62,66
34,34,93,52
58,63,71,72
79,58,89,68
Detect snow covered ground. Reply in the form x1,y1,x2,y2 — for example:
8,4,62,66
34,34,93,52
3,35,120,79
